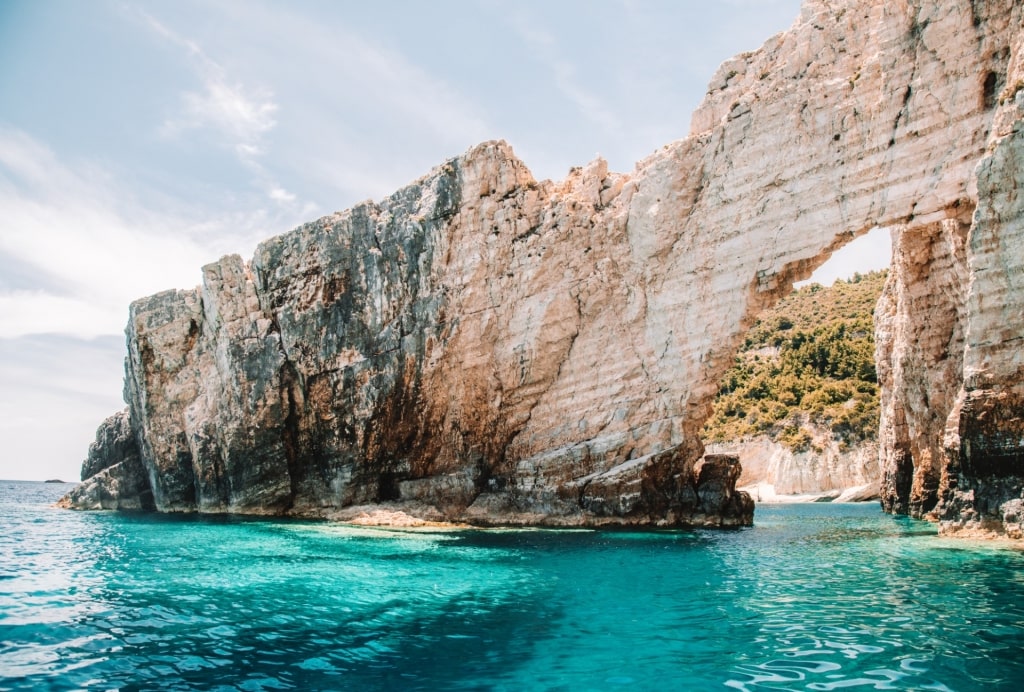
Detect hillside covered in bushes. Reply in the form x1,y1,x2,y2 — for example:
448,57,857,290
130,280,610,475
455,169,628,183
703,271,886,453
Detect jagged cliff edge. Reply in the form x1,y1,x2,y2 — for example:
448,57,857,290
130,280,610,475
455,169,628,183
62,0,1024,534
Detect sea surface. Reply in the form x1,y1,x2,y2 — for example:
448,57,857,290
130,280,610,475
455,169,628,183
2,481,1023,691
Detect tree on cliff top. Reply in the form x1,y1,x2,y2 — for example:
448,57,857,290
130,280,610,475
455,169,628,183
703,270,886,453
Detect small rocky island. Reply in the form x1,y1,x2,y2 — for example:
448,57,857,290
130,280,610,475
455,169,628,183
63,0,1024,536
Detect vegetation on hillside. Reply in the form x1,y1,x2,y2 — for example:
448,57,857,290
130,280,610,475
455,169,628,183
703,270,887,453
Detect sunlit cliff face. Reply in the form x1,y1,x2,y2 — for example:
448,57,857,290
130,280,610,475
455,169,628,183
65,0,1024,534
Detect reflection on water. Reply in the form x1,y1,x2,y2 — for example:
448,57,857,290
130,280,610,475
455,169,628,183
2,483,1023,690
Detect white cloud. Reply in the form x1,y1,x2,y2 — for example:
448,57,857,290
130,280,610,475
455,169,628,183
322,32,491,147
172,79,278,158
268,186,296,203
236,142,264,159
0,127,293,339
0,291,129,339
141,10,278,162
209,0,492,153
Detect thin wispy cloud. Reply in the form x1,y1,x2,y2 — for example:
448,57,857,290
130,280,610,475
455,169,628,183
318,28,492,148
209,0,493,154
0,127,301,339
139,9,279,163
135,6,308,222
503,8,622,136
171,79,278,158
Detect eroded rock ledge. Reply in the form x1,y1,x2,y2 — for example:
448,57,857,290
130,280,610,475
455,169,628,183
64,0,1024,532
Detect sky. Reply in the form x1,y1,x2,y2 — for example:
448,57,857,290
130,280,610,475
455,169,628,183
0,0,891,482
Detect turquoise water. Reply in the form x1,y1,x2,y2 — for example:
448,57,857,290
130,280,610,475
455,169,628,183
2,482,1023,690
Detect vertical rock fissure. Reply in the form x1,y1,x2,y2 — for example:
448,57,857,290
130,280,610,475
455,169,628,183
279,358,302,511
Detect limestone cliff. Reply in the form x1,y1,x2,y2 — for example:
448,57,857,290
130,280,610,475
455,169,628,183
877,4,1024,537
65,0,1024,532
875,220,969,517
64,152,752,527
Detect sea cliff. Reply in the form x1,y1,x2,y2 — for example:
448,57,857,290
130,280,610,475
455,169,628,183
64,0,1024,534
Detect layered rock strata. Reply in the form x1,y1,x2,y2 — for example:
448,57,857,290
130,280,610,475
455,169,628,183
63,150,756,526
66,0,1024,532
875,220,970,517
878,7,1024,537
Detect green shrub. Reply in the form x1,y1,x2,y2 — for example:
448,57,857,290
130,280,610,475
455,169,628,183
703,270,886,449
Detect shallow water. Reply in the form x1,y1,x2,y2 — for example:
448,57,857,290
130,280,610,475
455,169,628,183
1,481,1022,690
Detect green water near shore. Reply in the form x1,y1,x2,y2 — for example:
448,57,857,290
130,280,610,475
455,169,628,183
2,482,1022,690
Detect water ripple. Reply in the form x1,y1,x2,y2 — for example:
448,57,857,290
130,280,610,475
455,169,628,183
3,485,1024,689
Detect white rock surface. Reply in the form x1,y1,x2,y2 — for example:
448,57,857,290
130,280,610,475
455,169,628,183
708,433,879,503
878,9,1024,536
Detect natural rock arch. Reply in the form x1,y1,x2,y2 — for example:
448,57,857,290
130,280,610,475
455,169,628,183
65,0,1024,534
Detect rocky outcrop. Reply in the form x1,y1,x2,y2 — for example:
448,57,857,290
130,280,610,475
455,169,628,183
79,409,138,480
57,411,153,511
940,120,1024,539
64,0,1023,531
71,151,752,527
707,434,879,502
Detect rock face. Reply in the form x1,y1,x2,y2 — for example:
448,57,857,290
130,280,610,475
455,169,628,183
941,120,1024,538
66,0,1024,532
58,410,153,511
67,152,750,527
707,434,879,502
877,3,1024,537
875,220,969,517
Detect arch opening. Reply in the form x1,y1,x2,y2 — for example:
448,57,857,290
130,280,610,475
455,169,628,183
796,227,893,289
703,226,895,503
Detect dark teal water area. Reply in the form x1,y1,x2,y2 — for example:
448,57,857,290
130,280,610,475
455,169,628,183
2,482,1023,690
